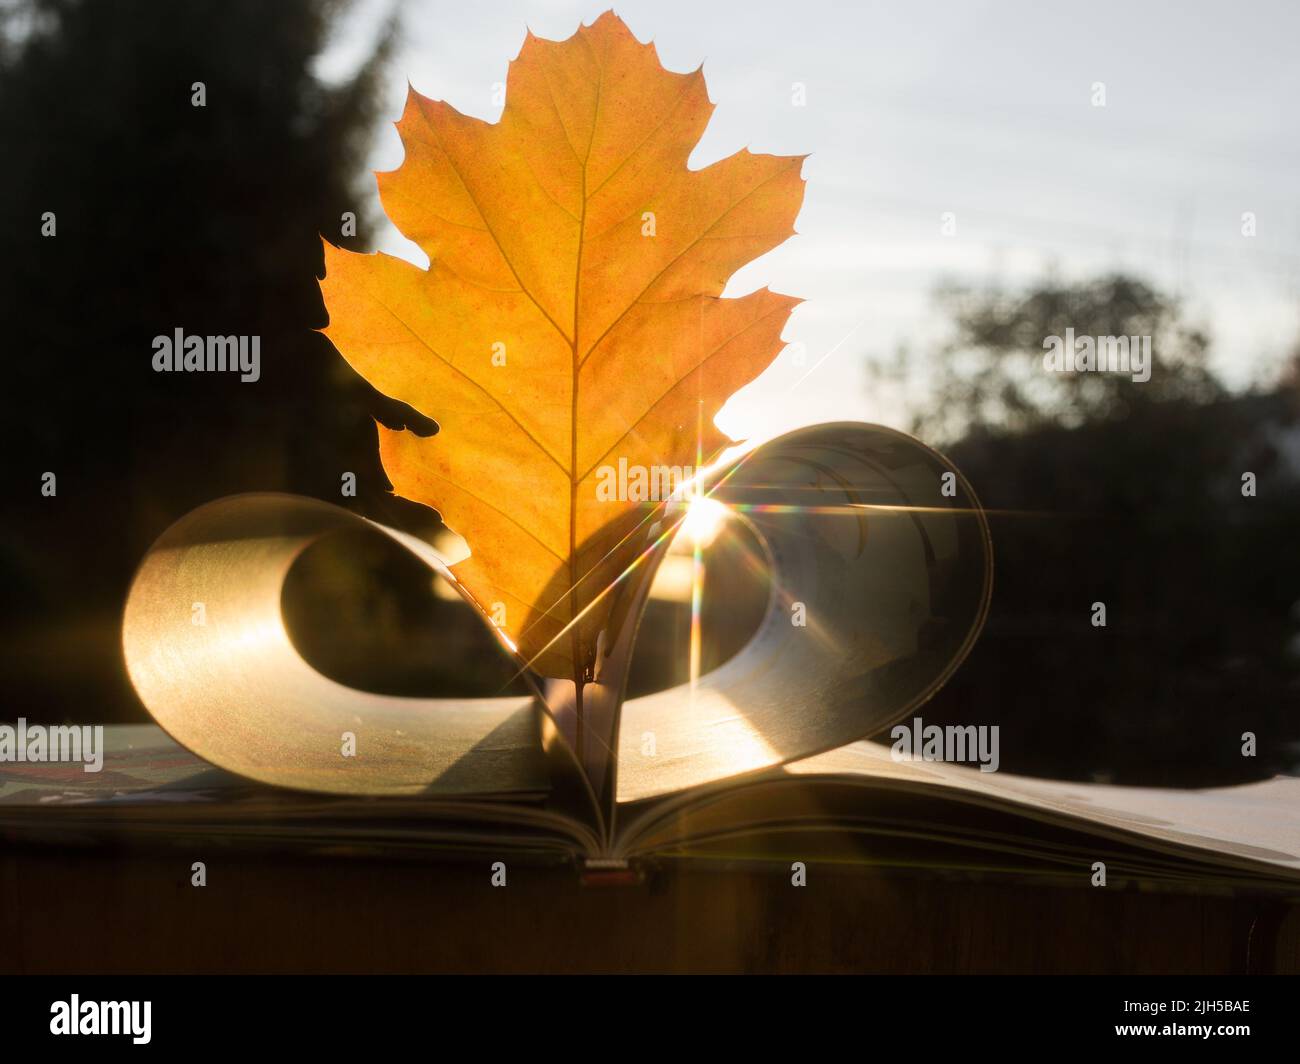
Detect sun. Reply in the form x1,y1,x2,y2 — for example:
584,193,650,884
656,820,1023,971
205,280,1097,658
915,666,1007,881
679,494,729,548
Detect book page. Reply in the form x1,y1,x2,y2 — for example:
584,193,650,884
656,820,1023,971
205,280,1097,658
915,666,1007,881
783,741,1300,873
614,423,992,804
0,727,599,857
121,493,549,798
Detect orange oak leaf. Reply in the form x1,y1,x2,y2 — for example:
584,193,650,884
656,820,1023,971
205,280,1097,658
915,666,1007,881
320,10,804,681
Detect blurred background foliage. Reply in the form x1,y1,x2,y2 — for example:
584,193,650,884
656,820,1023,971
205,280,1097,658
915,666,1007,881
0,0,1295,787
0,0,433,722
868,273,1300,785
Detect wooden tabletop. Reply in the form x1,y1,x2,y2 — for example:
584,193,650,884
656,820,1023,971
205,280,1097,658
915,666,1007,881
2,847,1297,974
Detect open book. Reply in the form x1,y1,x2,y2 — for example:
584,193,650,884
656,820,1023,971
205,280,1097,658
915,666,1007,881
2,423,1297,890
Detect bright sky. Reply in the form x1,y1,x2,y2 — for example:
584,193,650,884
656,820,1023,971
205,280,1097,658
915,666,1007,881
319,0,1300,444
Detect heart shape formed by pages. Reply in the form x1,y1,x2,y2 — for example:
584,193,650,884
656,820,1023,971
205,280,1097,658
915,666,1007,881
122,422,992,824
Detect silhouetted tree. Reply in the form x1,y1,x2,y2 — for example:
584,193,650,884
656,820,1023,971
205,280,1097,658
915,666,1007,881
0,0,399,722
873,273,1300,785
873,273,1224,443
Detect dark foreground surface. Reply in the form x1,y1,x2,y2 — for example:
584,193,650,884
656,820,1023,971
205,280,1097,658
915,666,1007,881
1,848,1296,974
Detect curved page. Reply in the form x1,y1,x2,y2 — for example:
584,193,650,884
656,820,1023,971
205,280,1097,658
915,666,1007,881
122,493,548,797
616,422,992,802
